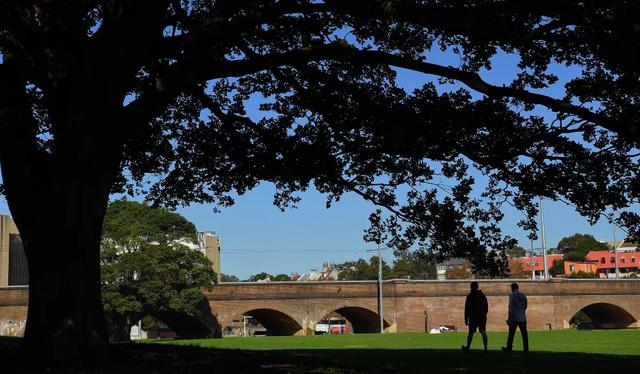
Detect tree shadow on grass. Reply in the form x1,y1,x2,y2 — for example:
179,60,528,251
290,348,639,373
0,337,637,373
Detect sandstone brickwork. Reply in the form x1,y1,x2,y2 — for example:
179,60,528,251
2,280,639,337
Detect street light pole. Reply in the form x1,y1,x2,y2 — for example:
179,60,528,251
377,242,384,333
243,315,248,337
540,197,549,280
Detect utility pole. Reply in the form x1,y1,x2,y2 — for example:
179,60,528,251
540,197,549,280
377,242,384,333
530,240,536,280
612,215,619,279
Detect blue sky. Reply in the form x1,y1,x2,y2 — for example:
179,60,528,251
0,48,631,279
0,183,626,279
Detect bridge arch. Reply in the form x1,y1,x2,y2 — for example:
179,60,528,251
233,308,303,336
570,302,637,329
319,306,390,334
149,310,220,338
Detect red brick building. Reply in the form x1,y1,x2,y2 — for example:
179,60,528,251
509,247,640,279
510,254,563,279
586,250,640,278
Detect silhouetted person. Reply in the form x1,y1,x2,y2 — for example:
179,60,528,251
461,281,488,352
502,282,529,352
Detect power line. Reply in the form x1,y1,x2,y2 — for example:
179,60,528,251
222,250,373,253
220,247,396,253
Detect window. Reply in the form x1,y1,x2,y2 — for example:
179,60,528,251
569,265,575,272
632,257,636,263
601,257,606,264
8,234,29,285
611,257,615,263
621,257,626,264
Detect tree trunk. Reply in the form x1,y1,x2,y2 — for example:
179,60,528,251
15,181,112,366
1,111,122,365
0,37,145,365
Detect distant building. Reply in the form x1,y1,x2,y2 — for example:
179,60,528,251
1,214,221,285
510,250,640,279
184,231,221,283
0,215,28,286
509,254,563,279
585,250,639,278
297,262,339,281
564,261,598,276
436,258,473,280
613,241,638,253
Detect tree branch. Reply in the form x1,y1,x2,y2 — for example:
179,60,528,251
188,45,630,142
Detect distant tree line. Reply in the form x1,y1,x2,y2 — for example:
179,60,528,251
220,272,292,282
338,250,438,280
224,233,615,282
222,249,438,282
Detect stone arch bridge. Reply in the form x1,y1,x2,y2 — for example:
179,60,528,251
1,280,639,337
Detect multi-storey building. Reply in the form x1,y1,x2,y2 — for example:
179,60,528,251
1,214,222,285
509,254,563,279
586,250,640,278
196,231,221,284
0,215,29,286
510,249,639,278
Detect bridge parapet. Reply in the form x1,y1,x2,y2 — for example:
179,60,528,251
207,279,640,299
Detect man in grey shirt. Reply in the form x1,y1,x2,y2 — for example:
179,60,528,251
502,282,529,352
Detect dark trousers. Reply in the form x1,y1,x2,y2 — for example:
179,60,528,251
506,321,529,351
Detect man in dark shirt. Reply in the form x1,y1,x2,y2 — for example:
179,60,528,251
462,281,488,352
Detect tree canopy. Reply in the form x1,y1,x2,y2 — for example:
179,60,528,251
556,234,609,254
101,200,216,342
2,1,639,274
246,272,273,282
245,272,291,282
506,245,527,258
1,0,640,363
102,199,197,248
338,255,436,280
272,273,292,281
338,257,393,281
220,273,240,282
549,259,565,277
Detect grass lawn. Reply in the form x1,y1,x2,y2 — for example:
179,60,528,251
160,329,640,355
2,330,638,373
147,330,640,373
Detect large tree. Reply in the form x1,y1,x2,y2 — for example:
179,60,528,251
1,0,639,364
100,200,216,342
